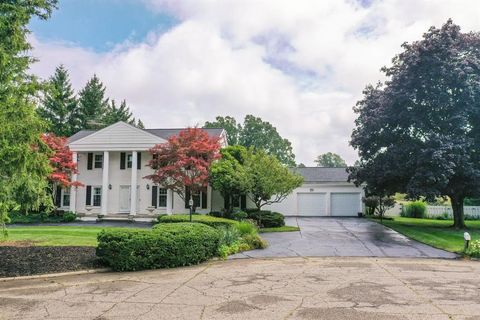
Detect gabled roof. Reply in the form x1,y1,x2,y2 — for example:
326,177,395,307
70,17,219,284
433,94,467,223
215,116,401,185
292,167,350,183
68,127,225,143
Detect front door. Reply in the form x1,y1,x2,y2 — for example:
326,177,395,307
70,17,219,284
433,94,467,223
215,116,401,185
119,185,131,212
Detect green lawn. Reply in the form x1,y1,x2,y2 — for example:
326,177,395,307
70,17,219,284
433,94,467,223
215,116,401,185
1,226,130,246
260,225,300,233
378,217,480,254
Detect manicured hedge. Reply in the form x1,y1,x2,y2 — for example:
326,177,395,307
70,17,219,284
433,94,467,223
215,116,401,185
157,214,238,229
247,210,285,228
96,223,221,271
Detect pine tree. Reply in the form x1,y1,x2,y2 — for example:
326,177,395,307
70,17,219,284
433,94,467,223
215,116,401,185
78,74,109,130
37,65,79,136
0,0,57,234
136,119,145,129
103,99,134,125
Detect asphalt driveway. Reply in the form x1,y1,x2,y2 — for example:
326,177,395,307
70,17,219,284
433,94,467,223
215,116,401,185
233,217,457,259
2,257,479,319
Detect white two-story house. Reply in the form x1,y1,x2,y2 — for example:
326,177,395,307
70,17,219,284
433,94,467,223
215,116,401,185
64,121,363,221
64,121,228,221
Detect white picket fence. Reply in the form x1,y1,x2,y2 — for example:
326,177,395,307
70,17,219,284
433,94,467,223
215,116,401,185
427,206,480,218
386,204,480,217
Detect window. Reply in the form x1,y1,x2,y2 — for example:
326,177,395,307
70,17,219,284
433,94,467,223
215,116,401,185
185,187,207,209
127,153,133,168
158,188,167,207
94,154,103,169
93,187,102,207
62,188,70,207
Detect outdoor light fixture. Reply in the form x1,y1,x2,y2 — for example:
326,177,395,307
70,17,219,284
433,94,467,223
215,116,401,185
146,184,150,190
464,232,471,250
108,184,112,190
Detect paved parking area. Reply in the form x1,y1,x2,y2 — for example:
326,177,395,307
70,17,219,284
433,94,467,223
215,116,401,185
233,217,457,259
1,257,479,319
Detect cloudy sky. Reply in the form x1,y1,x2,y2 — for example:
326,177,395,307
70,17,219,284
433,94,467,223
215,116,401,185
29,0,480,165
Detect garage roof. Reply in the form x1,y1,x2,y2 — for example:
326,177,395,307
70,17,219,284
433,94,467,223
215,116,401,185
292,167,350,183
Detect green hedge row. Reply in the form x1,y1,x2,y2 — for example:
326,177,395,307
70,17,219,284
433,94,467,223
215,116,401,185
96,223,221,271
157,214,238,229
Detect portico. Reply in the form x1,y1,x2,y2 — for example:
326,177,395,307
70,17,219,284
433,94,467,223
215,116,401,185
66,122,227,221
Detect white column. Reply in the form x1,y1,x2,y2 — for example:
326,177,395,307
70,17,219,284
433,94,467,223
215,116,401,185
69,152,78,213
130,151,138,215
101,151,109,215
166,189,173,215
326,191,331,216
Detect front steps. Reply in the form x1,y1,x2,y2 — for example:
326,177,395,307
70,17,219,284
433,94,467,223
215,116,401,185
78,213,158,223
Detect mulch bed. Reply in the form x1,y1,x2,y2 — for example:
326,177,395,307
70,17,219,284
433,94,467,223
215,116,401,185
0,246,102,278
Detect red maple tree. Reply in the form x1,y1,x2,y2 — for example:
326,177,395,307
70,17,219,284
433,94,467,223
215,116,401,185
145,128,221,203
41,133,83,188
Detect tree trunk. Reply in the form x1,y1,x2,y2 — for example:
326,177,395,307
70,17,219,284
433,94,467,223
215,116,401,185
450,195,466,229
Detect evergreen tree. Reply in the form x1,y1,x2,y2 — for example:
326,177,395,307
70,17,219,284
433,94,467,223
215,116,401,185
103,99,135,125
78,74,109,130
0,0,57,235
37,65,79,136
136,119,145,129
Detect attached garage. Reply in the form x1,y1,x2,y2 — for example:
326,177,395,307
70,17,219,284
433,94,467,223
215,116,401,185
261,168,364,217
331,192,361,216
297,193,327,216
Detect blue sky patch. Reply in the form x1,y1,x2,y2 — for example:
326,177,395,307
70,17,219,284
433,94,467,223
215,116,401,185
29,0,178,52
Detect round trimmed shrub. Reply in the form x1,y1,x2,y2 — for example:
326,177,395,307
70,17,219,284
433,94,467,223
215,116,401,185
247,210,285,228
96,223,221,271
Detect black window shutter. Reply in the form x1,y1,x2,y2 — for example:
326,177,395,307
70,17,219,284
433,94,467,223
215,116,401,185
55,186,62,207
152,186,158,208
224,193,230,211
241,195,247,210
87,153,93,170
120,152,126,170
185,187,190,208
201,191,207,209
137,152,142,170
86,186,92,206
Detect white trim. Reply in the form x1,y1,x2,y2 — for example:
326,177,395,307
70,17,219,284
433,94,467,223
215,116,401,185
130,151,138,215
101,151,109,215
69,152,77,213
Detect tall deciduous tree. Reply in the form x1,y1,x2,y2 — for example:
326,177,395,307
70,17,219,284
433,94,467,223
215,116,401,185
78,74,109,130
37,65,80,136
349,20,480,229
0,0,57,234
315,152,347,167
203,115,296,166
145,128,221,209
204,116,241,145
246,150,303,209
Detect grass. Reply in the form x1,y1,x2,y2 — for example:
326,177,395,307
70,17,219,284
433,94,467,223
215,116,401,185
377,217,480,254
1,226,126,246
260,225,300,233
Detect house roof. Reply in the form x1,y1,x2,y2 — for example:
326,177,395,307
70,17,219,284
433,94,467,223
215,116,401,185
68,127,225,143
292,167,350,183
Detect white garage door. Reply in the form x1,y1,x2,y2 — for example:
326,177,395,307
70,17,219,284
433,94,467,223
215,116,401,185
331,193,361,216
297,193,327,216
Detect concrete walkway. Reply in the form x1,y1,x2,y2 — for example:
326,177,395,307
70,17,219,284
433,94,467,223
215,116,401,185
233,217,457,259
1,257,479,319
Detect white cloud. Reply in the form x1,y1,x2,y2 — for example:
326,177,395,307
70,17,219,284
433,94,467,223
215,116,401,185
29,0,480,165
